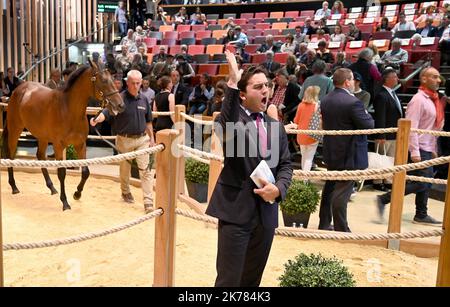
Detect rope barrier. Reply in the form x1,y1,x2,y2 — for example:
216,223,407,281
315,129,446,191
180,112,214,126
3,209,163,251
411,128,450,137
174,208,443,240
0,144,165,168
286,128,398,135
178,145,224,162
182,150,211,165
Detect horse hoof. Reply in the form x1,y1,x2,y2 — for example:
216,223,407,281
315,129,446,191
12,189,20,194
63,205,71,211
51,189,58,195
73,191,82,200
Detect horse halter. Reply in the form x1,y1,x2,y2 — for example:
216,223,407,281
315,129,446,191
91,69,120,109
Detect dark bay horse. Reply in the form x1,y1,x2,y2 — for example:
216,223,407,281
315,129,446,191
1,61,125,210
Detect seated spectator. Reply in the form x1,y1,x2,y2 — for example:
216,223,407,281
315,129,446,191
330,24,346,43
156,6,170,25
347,23,361,41
129,36,147,54
331,51,350,73
436,14,450,38
173,6,188,25
281,34,296,54
298,48,318,80
134,26,146,40
235,48,250,63
120,29,135,49
189,7,202,24
415,5,441,26
222,28,236,45
260,51,281,79
293,25,308,44
256,35,280,54
411,33,422,47
223,17,236,30
269,68,290,121
311,29,327,42
417,18,438,37
205,87,225,116
176,54,195,84
368,42,381,65
153,45,168,63
176,45,193,63
104,53,117,74
199,14,208,27
377,17,392,32
296,42,308,62
285,54,299,76
330,0,345,16
299,60,334,102
159,54,177,77
115,45,132,72
440,24,450,64
392,13,416,35
380,38,409,71
316,18,331,35
316,40,334,64
301,18,316,38
228,26,248,51
45,68,62,89
191,13,204,25
315,1,331,19
188,73,214,115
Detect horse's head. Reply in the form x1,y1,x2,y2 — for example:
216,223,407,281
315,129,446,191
89,60,125,116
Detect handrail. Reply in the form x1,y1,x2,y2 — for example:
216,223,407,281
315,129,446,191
393,55,432,92
20,21,114,81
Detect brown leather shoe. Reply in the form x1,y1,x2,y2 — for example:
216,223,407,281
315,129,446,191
121,193,135,204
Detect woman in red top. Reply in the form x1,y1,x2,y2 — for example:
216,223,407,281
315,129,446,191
293,86,321,171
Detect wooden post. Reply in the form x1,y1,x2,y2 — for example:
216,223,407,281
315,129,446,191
0,166,4,287
436,163,450,286
207,112,223,202
175,105,186,197
388,119,411,240
153,129,179,287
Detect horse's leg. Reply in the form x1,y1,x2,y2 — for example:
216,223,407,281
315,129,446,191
53,144,70,211
36,140,58,195
6,126,24,194
73,143,89,200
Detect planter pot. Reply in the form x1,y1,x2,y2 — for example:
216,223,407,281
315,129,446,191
186,181,208,203
282,211,311,228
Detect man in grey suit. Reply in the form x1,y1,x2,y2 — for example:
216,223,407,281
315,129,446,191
206,51,292,286
319,68,374,232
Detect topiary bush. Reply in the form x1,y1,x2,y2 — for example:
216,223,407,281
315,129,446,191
279,253,356,287
185,158,209,184
280,179,320,215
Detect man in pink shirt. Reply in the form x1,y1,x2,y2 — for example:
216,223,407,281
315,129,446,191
376,67,444,225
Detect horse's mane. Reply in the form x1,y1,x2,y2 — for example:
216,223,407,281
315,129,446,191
63,65,90,93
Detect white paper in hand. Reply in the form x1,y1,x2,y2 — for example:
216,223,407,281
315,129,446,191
250,160,275,189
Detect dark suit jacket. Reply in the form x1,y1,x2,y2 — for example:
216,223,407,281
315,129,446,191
321,88,374,170
261,61,281,78
282,81,301,123
416,26,438,38
173,82,190,106
206,86,293,229
373,87,404,140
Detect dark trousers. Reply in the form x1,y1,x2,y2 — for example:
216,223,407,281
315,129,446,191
379,150,433,218
319,180,354,232
215,214,275,287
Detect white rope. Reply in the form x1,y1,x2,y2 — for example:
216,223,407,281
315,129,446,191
411,128,450,137
0,144,165,168
182,150,211,165
180,112,214,126
177,145,224,162
286,128,398,135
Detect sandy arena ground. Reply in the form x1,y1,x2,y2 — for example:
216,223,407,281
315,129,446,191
0,170,443,287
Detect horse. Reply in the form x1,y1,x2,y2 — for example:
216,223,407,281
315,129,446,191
1,61,125,210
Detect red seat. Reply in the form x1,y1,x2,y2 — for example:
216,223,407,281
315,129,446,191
234,19,247,25
179,31,195,39
244,44,260,53
327,41,344,52
401,3,418,10
188,45,205,55
176,24,191,32
414,37,440,51
251,53,267,64
246,29,262,38
197,64,218,75
240,24,254,32
151,45,168,55
169,45,182,55
284,11,299,19
300,10,315,17
344,41,367,62
255,12,269,19
196,30,212,40
248,18,263,25
264,29,280,36
255,23,271,31
273,52,289,64
163,31,178,40
160,38,176,46
144,37,157,48
372,31,393,40
240,13,254,20
191,25,206,32
358,24,375,34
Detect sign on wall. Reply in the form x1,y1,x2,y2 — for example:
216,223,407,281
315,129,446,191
97,0,118,13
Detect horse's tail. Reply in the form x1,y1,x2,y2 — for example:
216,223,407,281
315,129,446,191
1,120,9,159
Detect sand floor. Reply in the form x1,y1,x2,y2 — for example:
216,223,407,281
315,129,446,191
0,170,443,287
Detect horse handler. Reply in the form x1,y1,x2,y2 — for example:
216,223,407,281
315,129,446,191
90,70,155,213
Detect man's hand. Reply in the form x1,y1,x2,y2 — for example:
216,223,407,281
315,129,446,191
90,117,98,127
411,156,421,163
225,49,243,87
149,138,155,147
254,178,280,203
375,139,386,145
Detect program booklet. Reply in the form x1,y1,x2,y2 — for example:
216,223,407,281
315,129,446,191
250,160,275,189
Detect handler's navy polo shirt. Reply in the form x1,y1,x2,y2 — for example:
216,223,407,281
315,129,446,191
102,90,153,135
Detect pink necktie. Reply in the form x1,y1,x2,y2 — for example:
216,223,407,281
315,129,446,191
252,113,267,156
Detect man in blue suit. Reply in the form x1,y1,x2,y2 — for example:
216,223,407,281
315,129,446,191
206,50,292,286
319,68,374,232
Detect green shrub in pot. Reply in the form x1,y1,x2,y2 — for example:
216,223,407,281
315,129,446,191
185,157,209,184
280,179,320,215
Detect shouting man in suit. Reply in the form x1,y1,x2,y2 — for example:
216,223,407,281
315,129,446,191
206,50,293,287
319,68,374,232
